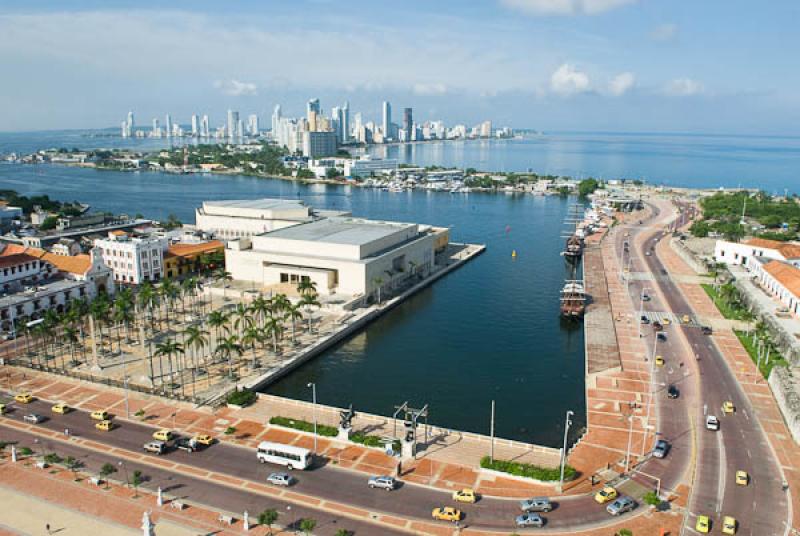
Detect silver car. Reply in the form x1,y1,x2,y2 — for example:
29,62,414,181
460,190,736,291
519,497,553,512
267,472,294,487
652,439,670,459
606,495,636,516
23,413,43,424
515,513,545,527
368,475,397,491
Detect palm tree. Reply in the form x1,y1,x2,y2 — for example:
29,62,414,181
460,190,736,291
285,302,303,344
137,281,157,332
297,279,317,297
263,315,283,354
207,310,229,350
154,339,184,396
214,268,233,300
181,276,199,315
372,277,384,304
299,292,320,333
250,294,271,328
89,295,110,357
241,325,263,368
63,326,79,371
183,325,209,399
158,279,179,325
214,334,244,379
232,303,252,336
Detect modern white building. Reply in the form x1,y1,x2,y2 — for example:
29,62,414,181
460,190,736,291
226,216,449,298
94,231,167,285
382,101,392,141
344,156,398,178
714,238,800,269
194,199,348,241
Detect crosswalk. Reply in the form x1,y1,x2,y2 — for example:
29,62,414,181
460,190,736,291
641,310,702,328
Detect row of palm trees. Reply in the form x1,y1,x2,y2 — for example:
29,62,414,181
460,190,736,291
15,271,322,401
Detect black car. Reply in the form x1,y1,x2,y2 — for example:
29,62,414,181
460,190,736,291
640,316,650,324
667,385,679,399
657,332,667,341
652,321,663,331
701,326,713,335
175,437,198,453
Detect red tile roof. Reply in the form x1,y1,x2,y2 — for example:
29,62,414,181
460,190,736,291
743,238,800,259
0,253,40,270
763,260,800,298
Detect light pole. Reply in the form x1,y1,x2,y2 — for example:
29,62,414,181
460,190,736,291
624,403,635,472
638,287,653,339
307,382,317,453
123,376,130,419
118,460,129,488
641,333,659,456
558,410,574,493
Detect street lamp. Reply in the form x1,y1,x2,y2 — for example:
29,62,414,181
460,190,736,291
307,382,317,454
118,460,129,488
123,376,130,419
641,332,659,456
638,287,653,339
558,410,574,493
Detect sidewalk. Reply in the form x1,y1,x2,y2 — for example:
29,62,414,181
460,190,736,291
659,221,800,530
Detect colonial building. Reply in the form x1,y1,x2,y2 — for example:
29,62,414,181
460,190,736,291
714,237,800,269
164,240,224,279
94,230,166,285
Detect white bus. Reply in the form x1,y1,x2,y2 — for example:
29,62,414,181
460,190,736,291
256,441,312,470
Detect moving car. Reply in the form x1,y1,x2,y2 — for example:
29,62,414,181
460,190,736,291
153,429,173,442
662,317,671,325
722,516,737,534
702,326,713,335
193,434,214,446
594,486,618,504
51,403,70,414
696,515,710,533
735,470,749,486
175,437,197,452
606,495,636,516
723,401,735,414
95,419,113,431
267,472,294,487
143,441,167,455
431,507,461,522
642,295,651,302
23,413,44,424
657,332,667,341
368,475,397,491
706,415,720,431
682,314,691,324
452,488,477,503
655,356,665,367
653,321,663,331
515,513,545,528
640,315,650,324
14,393,33,404
667,385,680,399
652,439,670,459
90,410,109,421
519,497,553,512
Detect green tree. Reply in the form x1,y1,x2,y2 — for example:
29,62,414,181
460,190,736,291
154,339,185,395
335,530,353,536
131,469,143,497
578,178,600,197
299,518,317,535
258,509,279,535
100,462,117,489
38,216,59,230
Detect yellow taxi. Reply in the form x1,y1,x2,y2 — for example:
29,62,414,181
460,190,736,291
594,486,618,504
722,516,737,534
735,470,749,486
14,393,33,404
696,515,710,533
432,506,462,522
95,419,114,432
723,401,735,414
51,403,70,414
662,317,671,326
655,355,665,367
90,410,109,421
194,434,214,446
153,429,173,441
452,488,477,503
682,314,691,324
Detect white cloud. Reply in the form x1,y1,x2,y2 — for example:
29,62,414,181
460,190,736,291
608,72,635,96
501,0,637,16
550,63,590,95
665,78,704,96
650,23,678,42
214,79,258,97
412,82,448,96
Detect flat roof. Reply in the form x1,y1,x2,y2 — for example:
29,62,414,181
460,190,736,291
263,217,415,246
203,199,306,211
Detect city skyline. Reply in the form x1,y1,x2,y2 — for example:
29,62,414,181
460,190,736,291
1,1,799,134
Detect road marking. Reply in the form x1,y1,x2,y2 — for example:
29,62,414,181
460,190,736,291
743,409,750,421
717,431,726,514
746,449,752,458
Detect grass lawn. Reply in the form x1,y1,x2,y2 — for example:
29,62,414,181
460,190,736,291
700,284,750,321
734,329,788,378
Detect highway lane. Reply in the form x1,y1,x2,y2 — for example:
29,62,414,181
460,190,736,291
637,200,789,535
0,427,404,536
0,393,639,532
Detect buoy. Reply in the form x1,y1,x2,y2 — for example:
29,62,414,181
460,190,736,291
512,250,517,258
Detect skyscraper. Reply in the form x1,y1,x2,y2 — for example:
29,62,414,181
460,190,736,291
227,110,239,138
126,111,135,137
201,114,210,137
152,118,160,137
121,120,128,138
331,106,342,142
165,114,172,138
382,101,392,141
403,108,412,140
271,105,282,137
247,114,259,136
342,101,350,143
237,118,244,138
307,98,320,131
191,114,198,136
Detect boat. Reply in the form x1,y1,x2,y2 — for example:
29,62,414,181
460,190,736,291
562,234,583,261
561,203,586,262
560,280,586,318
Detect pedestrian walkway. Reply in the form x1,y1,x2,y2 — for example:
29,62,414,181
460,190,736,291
659,226,800,531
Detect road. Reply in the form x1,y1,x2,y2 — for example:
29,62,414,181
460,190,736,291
619,198,790,535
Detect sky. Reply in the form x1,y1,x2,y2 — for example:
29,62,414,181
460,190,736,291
1,0,799,135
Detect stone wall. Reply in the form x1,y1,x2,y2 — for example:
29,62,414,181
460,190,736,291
768,366,800,445
733,278,800,364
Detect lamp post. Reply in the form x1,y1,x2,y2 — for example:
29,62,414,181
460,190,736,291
118,460,129,489
123,376,130,419
307,382,317,453
638,287,653,339
558,410,574,493
641,333,659,456
624,403,635,472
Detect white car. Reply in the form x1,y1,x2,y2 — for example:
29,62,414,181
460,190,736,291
23,413,44,424
267,472,294,487
706,415,720,431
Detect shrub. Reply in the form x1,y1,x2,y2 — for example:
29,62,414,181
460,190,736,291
479,456,576,482
349,431,400,452
226,389,257,407
44,453,63,465
269,416,337,437
643,491,660,506
224,426,236,435
19,447,33,456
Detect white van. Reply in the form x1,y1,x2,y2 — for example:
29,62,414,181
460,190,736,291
256,441,312,470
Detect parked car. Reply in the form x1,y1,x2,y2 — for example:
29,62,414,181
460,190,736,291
368,475,397,491
519,497,553,512
23,413,44,424
667,385,680,399
267,472,294,487
515,513,545,528
706,415,720,431
606,495,637,516
143,441,167,455
175,437,197,452
652,439,671,459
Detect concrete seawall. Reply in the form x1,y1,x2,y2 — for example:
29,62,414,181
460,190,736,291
243,242,485,392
